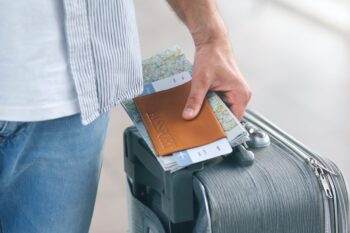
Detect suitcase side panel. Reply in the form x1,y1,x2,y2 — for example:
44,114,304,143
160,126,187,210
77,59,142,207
245,109,350,233
194,140,325,233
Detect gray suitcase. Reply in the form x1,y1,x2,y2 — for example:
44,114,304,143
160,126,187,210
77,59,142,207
124,109,349,233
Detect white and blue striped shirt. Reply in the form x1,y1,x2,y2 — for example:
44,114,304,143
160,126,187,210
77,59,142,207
63,0,143,124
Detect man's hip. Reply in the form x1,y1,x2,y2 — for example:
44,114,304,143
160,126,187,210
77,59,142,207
0,113,109,233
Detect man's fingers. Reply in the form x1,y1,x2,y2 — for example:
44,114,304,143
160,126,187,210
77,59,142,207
222,91,251,121
182,79,209,120
230,104,246,121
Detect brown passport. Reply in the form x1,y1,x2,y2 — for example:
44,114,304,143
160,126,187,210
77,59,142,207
134,81,226,156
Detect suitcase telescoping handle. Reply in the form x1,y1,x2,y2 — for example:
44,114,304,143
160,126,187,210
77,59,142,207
124,126,204,231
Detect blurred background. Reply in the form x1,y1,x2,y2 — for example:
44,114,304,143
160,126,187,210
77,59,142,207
90,0,350,232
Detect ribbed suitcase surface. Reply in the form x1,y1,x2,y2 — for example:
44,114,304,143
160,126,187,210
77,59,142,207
124,110,349,233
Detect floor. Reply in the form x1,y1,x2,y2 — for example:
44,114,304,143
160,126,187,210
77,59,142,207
90,0,350,232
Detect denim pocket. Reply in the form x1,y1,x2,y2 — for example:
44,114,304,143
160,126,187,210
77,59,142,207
0,121,8,134
0,122,28,141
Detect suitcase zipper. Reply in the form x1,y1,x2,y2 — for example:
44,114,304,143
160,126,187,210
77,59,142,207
327,174,339,233
308,158,335,199
244,115,337,198
244,110,339,233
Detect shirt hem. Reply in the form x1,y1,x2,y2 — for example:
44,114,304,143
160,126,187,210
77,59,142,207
0,100,81,122
80,82,143,125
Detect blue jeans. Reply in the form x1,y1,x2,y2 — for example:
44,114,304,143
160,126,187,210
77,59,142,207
0,113,109,233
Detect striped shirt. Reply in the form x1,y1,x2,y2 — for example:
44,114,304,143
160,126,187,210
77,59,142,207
63,0,143,125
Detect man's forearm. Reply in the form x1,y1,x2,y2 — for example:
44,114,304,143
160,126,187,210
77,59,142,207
166,0,252,120
166,0,228,46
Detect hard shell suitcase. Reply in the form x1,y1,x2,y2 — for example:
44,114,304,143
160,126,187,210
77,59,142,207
124,109,350,233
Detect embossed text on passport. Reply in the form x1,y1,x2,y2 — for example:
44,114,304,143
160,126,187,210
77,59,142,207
146,112,177,150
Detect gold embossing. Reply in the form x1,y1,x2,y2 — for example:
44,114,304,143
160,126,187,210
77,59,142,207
147,112,177,150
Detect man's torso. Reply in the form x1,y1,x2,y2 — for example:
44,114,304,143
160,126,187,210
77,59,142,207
0,0,80,121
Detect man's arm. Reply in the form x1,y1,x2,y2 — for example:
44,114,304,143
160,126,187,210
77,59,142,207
166,0,252,120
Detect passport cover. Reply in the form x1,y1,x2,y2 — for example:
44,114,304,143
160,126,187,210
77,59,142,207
134,81,226,156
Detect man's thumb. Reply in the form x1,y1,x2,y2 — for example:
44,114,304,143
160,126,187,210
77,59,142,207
182,81,208,120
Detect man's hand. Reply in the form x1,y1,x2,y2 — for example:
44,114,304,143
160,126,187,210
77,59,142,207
183,38,251,120
167,0,252,120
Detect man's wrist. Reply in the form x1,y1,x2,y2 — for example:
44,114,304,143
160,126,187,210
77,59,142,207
166,0,228,47
190,13,228,47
